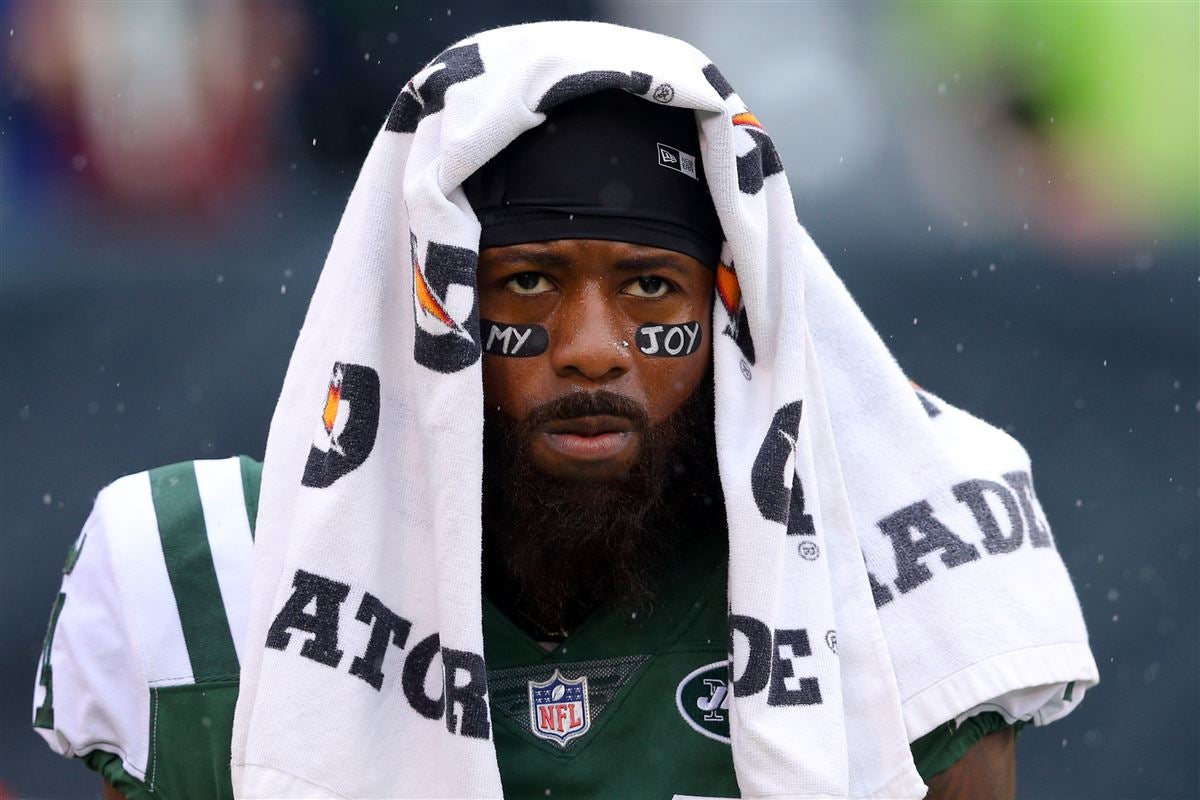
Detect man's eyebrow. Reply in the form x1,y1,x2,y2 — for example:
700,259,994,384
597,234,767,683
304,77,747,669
610,254,694,275
482,248,573,270
482,247,697,275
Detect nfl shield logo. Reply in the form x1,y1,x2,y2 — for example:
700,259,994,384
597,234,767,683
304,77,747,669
528,670,591,746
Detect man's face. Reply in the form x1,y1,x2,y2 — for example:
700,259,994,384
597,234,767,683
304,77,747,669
478,238,716,481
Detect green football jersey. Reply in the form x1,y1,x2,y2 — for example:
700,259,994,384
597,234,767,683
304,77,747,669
33,457,1007,799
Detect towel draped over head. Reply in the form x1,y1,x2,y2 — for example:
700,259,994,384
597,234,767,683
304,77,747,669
231,21,1096,799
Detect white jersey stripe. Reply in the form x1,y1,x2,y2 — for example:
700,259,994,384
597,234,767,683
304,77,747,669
194,457,255,667
102,472,194,686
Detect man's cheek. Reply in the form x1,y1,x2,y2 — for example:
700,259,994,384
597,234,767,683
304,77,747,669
634,321,704,357
480,319,549,357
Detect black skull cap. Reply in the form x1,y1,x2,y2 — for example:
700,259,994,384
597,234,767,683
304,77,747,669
464,90,724,268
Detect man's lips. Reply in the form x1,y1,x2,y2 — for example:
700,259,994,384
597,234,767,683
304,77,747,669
538,415,637,461
539,415,634,436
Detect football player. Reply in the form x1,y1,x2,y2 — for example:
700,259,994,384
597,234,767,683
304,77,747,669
36,50,1051,800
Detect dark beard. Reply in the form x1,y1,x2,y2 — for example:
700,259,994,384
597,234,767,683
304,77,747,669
482,377,719,639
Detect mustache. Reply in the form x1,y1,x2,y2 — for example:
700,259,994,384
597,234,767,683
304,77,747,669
524,390,650,431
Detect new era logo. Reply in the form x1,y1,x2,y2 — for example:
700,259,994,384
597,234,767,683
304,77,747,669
657,143,698,180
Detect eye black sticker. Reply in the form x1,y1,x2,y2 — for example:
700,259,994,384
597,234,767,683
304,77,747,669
636,322,703,357
481,320,549,357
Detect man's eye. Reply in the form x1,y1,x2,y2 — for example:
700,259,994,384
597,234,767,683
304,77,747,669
506,273,553,295
624,276,671,299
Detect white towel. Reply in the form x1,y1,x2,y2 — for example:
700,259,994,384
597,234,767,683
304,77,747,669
231,21,1096,799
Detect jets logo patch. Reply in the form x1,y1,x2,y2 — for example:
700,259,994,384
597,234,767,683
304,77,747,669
301,362,380,488
675,661,730,743
528,670,591,747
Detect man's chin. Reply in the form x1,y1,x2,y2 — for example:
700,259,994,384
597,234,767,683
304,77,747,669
529,431,642,481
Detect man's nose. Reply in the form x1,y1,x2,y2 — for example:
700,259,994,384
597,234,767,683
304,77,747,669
549,284,633,383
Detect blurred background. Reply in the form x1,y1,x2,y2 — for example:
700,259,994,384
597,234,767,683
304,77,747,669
1,1,1195,797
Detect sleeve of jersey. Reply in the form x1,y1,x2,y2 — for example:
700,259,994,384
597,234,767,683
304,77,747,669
31,473,156,796
909,711,1019,782
857,387,1099,742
